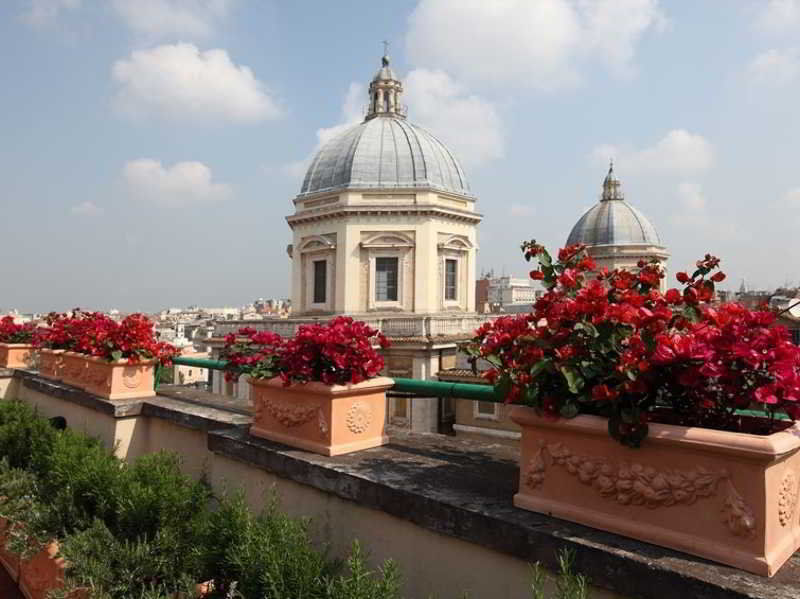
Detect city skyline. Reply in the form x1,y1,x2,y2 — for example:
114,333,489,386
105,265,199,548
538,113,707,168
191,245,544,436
2,1,799,312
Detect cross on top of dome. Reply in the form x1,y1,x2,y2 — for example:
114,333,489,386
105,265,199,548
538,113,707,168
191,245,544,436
365,45,407,121
601,160,624,201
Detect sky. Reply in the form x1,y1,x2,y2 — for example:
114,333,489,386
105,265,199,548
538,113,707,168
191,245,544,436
2,0,800,313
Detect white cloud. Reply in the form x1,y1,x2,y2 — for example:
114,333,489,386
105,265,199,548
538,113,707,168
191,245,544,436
111,0,231,39
784,188,800,205
21,0,80,27
674,182,707,224
123,159,231,205
406,0,666,91
404,68,503,167
282,82,364,178
112,43,280,123
756,0,800,35
591,129,714,175
70,201,102,216
746,48,799,87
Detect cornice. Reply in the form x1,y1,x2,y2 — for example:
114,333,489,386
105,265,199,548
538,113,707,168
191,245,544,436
286,204,483,227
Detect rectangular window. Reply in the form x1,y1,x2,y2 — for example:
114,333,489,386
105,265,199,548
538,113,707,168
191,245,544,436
445,259,458,300
313,260,327,304
375,257,399,302
393,397,408,418
476,401,496,416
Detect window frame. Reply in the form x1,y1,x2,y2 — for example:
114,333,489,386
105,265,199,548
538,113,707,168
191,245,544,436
313,259,327,304
375,256,399,302
444,258,458,301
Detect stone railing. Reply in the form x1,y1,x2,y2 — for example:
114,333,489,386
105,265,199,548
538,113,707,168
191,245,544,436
211,314,496,339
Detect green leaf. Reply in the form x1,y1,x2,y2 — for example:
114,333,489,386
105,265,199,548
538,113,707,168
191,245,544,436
530,358,552,378
560,366,585,394
574,322,599,338
559,402,579,418
485,354,503,368
538,251,552,267
111,350,123,362
523,384,540,406
495,374,513,400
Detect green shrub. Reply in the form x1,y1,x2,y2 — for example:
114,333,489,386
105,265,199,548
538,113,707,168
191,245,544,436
114,452,211,542
34,429,124,537
54,519,199,599
0,400,56,472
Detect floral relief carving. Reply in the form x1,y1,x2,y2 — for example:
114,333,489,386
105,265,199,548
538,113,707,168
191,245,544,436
778,471,798,527
121,366,142,389
263,398,319,428
526,441,756,537
318,410,329,438
345,401,372,434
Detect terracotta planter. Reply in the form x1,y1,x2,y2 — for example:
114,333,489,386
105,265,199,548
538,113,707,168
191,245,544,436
0,517,20,583
76,355,156,400
510,406,800,577
38,349,65,381
18,541,87,599
248,377,393,456
0,344,34,369
59,352,87,389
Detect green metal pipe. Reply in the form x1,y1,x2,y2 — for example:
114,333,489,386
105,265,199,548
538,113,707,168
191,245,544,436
391,377,501,402
166,357,503,401
171,356,228,370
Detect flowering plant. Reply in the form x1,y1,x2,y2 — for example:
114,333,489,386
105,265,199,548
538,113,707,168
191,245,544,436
0,316,36,344
35,311,177,365
222,316,390,386
462,241,800,447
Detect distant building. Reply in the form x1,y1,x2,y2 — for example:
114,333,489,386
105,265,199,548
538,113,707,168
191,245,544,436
207,51,490,434
567,163,669,289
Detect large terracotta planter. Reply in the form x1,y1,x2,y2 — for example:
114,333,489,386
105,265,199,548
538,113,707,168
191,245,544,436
0,517,19,583
0,344,34,369
248,377,393,456
78,355,156,400
18,541,87,599
510,406,800,577
59,352,87,389
38,349,65,381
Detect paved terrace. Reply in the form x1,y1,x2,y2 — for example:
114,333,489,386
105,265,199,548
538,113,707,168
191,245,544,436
1,368,798,599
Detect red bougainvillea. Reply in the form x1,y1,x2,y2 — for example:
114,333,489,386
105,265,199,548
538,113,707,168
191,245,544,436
462,241,800,447
35,310,177,365
0,316,36,344
221,316,389,386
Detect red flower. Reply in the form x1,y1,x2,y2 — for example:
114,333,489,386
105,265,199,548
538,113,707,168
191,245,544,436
591,384,619,402
530,270,545,280
676,271,690,284
711,272,726,283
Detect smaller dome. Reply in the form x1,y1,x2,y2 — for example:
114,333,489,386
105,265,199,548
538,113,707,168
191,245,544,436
567,200,661,246
567,164,663,247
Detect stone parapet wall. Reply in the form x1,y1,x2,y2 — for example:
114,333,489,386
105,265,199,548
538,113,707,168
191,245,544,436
1,369,798,599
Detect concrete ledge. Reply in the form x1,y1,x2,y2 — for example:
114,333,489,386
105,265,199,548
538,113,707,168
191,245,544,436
15,370,144,418
208,426,800,599
0,369,13,378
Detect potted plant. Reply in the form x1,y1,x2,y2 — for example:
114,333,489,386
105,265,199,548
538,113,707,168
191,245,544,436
222,316,393,456
37,311,176,399
463,241,800,577
0,316,35,369
34,311,84,382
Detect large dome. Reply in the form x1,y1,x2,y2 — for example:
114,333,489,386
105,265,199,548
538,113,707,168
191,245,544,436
567,164,662,247
299,117,471,197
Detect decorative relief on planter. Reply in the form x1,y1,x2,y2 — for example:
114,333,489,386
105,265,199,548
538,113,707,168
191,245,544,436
345,401,372,434
778,471,798,527
262,398,319,428
86,364,109,388
526,440,756,537
122,366,142,389
318,410,329,437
